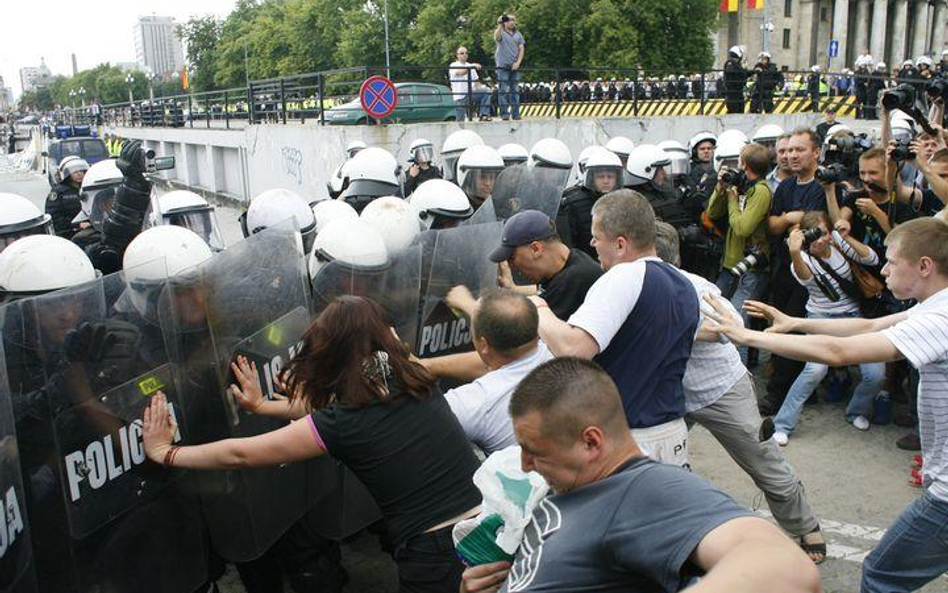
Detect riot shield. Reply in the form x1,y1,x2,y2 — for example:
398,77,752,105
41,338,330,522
2,266,207,593
159,221,327,561
489,164,563,222
417,222,503,358
0,337,37,593
465,198,497,227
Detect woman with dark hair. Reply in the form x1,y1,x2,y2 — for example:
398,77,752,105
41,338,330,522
142,295,482,593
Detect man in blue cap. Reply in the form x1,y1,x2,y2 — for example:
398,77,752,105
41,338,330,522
488,209,602,319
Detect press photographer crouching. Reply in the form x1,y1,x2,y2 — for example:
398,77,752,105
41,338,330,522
705,143,773,364
769,211,885,445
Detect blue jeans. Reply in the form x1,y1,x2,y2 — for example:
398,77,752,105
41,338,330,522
454,88,491,121
862,491,948,592
496,68,520,119
716,269,768,365
773,310,885,434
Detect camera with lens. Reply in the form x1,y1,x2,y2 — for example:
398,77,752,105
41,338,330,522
890,138,917,162
815,162,848,184
143,149,176,174
800,226,824,250
719,167,747,190
499,12,510,22
721,245,768,299
927,78,948,104
882,83,917,111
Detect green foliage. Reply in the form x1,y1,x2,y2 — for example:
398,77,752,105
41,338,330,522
171,0,719,91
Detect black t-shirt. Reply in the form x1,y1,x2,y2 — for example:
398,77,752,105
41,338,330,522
311,384,481,546
539,249,603,319
840,190,913,269
770,176,826,224
915,189,945,218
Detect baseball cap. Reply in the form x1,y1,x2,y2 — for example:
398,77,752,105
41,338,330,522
488,210,557,263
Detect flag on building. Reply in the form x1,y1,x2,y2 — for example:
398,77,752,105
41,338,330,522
747,0,764,9
181,68,190,90
720,0,739,12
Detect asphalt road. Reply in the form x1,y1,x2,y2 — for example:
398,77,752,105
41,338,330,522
1,162,944,593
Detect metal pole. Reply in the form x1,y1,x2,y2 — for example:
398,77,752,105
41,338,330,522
554,69,562,119
244,45,251,86
280,78,287,124
319,74,326,126
225,91,231,129
384,0,392,78
248,82,255,125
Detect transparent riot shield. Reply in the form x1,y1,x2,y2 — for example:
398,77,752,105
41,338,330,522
0,337,37,593
489,164,563,222
2,268,207,593
159,221,325,561
465,199,497,227
417,222,503,358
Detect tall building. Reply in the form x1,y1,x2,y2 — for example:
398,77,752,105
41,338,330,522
19,59,52,94
714,0,948,71
0,76,12,111
133,15,185,77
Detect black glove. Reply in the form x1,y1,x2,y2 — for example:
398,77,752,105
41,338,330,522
62,322,117,363
116,139,147,179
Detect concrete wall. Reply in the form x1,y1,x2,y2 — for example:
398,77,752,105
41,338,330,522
113,112,829,204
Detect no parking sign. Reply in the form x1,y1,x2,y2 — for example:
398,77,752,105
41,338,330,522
360,76,399,120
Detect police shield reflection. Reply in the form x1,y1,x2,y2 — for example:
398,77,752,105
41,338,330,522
488,164,562,222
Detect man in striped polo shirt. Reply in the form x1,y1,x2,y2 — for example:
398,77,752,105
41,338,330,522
533,189,699,467
705,217,948,592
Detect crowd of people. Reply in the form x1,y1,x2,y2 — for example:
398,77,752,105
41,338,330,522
3,47,948,593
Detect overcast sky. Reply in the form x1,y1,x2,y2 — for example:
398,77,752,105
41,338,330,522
1,0,239,99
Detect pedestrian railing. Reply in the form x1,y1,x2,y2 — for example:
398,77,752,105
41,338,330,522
51,64,920,128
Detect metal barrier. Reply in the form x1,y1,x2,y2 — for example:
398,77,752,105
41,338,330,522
52,64,924,127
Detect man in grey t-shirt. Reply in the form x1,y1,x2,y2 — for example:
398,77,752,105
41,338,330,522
493,13,525,121
459,358,820,593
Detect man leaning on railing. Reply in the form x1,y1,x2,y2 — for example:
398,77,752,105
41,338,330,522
449,47,492,122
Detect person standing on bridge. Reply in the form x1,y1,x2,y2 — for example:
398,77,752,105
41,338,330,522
723,46,748,114
493,13,525,121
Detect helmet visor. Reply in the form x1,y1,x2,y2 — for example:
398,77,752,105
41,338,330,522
79,185,119,231
164,208,227,252
461,169,501,201
583,166,622,193
412,146,434,164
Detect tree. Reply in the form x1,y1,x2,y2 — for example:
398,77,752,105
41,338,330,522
179,16,222,92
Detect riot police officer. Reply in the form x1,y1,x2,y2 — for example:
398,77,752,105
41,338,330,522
46,156,88,238
558,147,623,259
625,144,690,228
723,46,748,113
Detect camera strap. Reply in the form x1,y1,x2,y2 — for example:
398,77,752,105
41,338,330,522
812,252,863,303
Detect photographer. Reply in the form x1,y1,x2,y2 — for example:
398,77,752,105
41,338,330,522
762,128,827,414
766,133,794,192
493,13,525,121
890,144,948,218
706,143,773,363
769,211,884,445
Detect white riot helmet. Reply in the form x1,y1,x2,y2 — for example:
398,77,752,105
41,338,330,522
441,130,485,182
917,55,934,68
497,143,529,168
625,144,671,186
729,45,744,60
408,179,474,231
339,147,402,213
360,196,420,254
890,117,916,141
717,129,749,147
751,124,785,145
825,123,853,137
0,235,96,302
58,156,89,184
714,135,749,169
582,148,623,194
242,188,318,253
346,140,367,159
758,51,772,61
75,158,124,230
146,190,226,251
529,138,572,170
576,145,606,175
657,140,690,178
309,218,388,280
409,138,435,165
688,131,717,161
312,199,358,234
457,145,505,207
605,136,636,164
1,193,54,252
122,226,214,323
876,61,887,71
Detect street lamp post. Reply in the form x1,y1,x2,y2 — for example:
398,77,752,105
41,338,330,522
78,87,86,108
383,0,391,78
125,73,135,104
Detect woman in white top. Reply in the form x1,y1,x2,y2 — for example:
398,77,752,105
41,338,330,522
772,211,885,445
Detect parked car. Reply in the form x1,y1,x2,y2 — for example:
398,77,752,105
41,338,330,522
43,136,110,186
324,82,457,125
